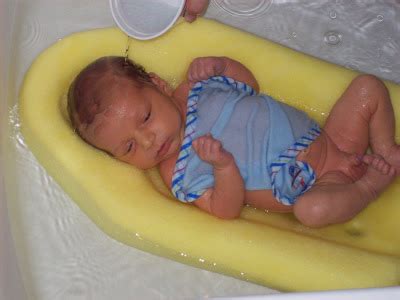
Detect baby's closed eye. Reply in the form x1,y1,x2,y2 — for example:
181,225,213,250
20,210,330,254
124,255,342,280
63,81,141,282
144,111,151,122
126,140,135,155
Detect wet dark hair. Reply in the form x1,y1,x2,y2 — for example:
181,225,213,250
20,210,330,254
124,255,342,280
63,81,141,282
67,56,151,132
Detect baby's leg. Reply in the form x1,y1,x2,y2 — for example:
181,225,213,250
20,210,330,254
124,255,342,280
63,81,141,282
293,154,395,228
324,75,398,166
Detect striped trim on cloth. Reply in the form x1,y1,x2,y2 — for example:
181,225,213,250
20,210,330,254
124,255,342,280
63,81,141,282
171,76,256,202
270,125,321,205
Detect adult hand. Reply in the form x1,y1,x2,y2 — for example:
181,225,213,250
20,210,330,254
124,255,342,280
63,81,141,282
183,0,210,23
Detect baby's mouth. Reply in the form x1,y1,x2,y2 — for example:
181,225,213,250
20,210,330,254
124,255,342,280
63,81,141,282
157,138,171,158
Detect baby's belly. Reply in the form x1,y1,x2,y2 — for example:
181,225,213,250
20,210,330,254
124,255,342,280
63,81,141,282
245,190,293,212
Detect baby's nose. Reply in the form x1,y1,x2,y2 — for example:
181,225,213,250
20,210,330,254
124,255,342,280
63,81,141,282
136,130,155,150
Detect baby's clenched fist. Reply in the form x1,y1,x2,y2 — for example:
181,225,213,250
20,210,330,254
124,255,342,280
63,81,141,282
187,57,227,83
192,134,234,169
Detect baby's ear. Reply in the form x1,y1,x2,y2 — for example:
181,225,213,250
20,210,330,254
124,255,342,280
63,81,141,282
149,72,173,96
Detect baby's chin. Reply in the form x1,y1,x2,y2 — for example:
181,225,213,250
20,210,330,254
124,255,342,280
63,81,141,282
164,140,182,161
133,157,166,170
129,161,156,170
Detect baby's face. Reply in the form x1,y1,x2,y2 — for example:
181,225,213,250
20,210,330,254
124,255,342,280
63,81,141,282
81,78,184,169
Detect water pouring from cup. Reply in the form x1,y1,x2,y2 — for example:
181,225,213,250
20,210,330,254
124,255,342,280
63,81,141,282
109,0,209,40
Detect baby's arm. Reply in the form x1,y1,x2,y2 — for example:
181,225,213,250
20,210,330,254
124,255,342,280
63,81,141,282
191,134,245,219
187,56,260,92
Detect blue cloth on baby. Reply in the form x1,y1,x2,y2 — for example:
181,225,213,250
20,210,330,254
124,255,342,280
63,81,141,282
171,76,320,206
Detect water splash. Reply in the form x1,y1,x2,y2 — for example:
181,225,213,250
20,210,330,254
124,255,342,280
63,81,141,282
8,104,27,149
124,36,132,63
324,31,342,45
214,0,273,17
20,17,43,49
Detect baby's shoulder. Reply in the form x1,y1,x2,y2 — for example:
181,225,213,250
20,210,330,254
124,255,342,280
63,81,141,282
173,81,191,103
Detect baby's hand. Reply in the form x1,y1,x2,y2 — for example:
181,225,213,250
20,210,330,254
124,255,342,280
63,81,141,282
187,57,226,83
183,0,209,23
192,134,234,169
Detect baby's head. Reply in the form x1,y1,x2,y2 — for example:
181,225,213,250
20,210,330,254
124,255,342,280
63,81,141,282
68,56,151,131
68,56,184,169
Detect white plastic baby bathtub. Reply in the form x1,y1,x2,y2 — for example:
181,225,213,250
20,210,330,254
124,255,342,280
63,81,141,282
1,1,400,299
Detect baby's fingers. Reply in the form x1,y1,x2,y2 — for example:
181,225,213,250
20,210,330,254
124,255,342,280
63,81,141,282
210,138,223,154
188,60,208,82
187,57,221,83
192,134,213,157
192,135,233,167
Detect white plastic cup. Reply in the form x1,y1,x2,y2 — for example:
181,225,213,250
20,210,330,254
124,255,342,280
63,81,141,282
109,0,186,40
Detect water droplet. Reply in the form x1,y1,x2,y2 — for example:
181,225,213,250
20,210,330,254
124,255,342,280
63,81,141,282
345,63,359,71
124,36,132,63
377,14,384,22
329,10,337,19
324,31,342,45
378,66,391,74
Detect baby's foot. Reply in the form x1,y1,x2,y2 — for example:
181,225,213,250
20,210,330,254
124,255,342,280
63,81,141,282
358,154,396,199
383,144,400,175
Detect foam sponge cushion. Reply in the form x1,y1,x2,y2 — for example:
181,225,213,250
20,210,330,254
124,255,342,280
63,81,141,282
20,19,400,291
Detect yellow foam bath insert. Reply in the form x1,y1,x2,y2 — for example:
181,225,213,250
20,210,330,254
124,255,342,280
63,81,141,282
20,19,400,291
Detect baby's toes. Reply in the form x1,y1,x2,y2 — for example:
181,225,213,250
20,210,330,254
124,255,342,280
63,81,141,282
378,162,396,177
382,159,396,175
385,163,397,177
373,156,385,169
362,154,381,165
364,154,396,176
374,157,391,173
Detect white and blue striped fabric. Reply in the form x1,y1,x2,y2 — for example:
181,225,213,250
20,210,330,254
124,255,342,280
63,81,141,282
171,76,255,202
269,125,321,205
171,76,320,205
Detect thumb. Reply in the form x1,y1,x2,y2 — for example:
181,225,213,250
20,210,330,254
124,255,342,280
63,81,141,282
184,14,197,23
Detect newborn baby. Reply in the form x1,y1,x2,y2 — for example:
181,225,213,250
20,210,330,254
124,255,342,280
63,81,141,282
68,56,399,227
